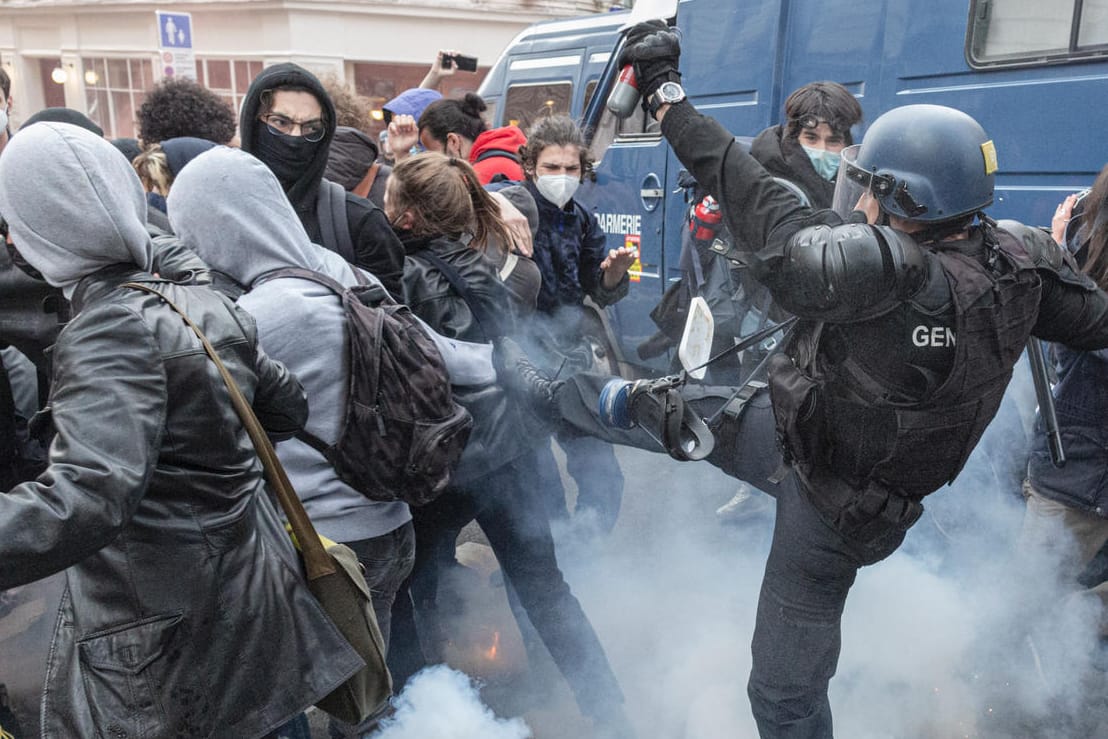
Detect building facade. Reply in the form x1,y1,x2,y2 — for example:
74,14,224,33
0,0,618,138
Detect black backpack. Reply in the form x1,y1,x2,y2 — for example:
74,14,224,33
317,180,356,263
261,267,473,506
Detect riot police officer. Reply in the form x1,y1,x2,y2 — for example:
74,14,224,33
498,20,1108,739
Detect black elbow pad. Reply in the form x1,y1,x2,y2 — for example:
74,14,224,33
773,223,927,321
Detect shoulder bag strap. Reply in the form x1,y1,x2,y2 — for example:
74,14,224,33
474,148,520,164
352,163,381,200
498,252,519,281
416,250,495,342
122,282,335,580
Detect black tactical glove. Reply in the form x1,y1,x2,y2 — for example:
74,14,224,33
618,20,682,104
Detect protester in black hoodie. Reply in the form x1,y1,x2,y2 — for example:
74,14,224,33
240,63,405,296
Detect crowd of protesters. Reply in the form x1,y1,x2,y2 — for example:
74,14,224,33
0,30,1106,739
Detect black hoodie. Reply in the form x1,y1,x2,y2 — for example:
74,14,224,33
748,124,836,209
240,63,404,296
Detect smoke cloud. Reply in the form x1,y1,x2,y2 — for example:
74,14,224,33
529,361,1107,739
373,665,532,739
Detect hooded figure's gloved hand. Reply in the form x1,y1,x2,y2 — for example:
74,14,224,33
618,20,682,104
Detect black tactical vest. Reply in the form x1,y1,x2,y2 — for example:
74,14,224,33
770,227,1041,499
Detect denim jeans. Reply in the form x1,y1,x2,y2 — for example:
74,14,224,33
327,522,416,739
342,520,416,652
532,434,626,534
557,431,625,534
408,449,627,721
554,373,914,738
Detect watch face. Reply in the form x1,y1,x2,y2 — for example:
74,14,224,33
659,82,684,102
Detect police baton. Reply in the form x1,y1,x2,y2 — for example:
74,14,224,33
1026,338,1065,468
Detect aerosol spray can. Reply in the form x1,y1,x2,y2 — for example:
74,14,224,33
690,195,723,241
606,66,641,119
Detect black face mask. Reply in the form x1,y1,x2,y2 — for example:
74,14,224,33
253,123,322,188
5,241,46,282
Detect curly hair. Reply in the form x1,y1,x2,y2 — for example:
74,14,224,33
319,74,373,133
137,78,236,145
519,115,593,181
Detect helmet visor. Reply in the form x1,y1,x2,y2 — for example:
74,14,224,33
832,145,873,220
833,144,934,222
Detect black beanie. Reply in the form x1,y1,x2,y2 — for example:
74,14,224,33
20,107,105,137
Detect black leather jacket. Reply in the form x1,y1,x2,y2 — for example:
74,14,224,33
401,234,544,483
401,233,512,342
0,267,363,738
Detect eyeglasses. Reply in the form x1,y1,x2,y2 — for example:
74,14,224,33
260,113,327,142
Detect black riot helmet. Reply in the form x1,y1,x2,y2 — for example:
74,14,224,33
832,104,997,223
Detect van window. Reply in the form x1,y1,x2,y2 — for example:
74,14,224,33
503,82,573,131
583,80,599,115
617,105,661,138
967,0,1108,67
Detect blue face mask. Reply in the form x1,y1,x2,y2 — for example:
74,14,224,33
801,144,842,181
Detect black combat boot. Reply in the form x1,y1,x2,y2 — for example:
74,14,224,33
493,337,563,419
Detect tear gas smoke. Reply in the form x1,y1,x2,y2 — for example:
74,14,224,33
373,665,531,739
537,358,1106,738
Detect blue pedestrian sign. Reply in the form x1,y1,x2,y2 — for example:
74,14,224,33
158,12,192,49
155,11,197,80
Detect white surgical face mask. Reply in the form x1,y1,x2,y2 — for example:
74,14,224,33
0,104,8,133
535,174,580,208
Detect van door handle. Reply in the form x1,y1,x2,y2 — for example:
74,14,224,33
640,173,663,212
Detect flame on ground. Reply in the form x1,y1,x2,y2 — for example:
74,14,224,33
484,630,501,661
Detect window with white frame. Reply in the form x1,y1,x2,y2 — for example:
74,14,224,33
967,0,1108,67
82,57,154,138
197,58,265,117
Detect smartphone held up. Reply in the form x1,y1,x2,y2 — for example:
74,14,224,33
441,53,479,72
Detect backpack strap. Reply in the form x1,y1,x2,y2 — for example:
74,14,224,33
416,250,496,342
316,180,356,264
498,252,519,281
352,163,381,200
252,266,365,454
474,148,520,165
259,266,348,294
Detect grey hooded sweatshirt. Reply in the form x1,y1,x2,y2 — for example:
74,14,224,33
0,122,153,294
168,146,412,542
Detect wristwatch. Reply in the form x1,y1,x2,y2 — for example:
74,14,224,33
647,81,686,115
